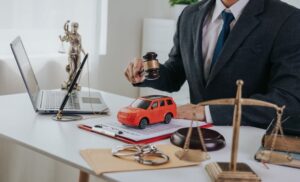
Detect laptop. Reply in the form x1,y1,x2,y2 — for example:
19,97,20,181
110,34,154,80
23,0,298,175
10,36,108,114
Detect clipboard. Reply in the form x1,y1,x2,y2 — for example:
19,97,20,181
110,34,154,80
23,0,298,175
78,121,212,144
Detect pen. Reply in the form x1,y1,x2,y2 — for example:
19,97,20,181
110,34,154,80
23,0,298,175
56,54,89,120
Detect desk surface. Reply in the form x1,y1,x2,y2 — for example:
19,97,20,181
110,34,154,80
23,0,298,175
0,91,299,182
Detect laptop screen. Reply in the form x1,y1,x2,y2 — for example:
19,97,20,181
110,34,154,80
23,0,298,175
10,37,40,110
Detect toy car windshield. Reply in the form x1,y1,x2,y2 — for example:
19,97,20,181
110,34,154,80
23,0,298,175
131,99,151,109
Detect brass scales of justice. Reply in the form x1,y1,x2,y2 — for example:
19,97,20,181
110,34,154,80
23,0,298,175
175,80,286,182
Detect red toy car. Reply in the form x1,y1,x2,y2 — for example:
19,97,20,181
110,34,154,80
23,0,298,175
117,95,177,129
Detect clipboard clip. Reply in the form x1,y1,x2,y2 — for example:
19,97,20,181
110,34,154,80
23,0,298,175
92,125,123,137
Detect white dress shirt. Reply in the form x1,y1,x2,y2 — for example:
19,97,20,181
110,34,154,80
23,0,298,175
202,0,249,123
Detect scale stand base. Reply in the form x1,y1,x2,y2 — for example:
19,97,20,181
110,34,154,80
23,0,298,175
205,162,261,182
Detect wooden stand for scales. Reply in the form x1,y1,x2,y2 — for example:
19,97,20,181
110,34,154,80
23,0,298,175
176,80,285,181
204,80,261,181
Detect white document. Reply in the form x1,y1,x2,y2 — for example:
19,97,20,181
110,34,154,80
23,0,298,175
91,118,208,142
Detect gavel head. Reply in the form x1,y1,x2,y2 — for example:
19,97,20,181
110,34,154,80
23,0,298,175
143,52,160,80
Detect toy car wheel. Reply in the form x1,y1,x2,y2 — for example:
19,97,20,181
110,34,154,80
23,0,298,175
139,118,148,129
164,113,172,124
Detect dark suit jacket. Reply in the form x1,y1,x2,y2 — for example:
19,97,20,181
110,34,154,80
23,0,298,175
136,0,300,128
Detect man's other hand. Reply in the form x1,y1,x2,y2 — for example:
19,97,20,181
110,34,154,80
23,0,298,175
176,104,206,121
124,58,145,84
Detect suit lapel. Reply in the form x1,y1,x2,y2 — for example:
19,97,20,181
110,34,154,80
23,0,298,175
192,0,214,87
207,0,265,86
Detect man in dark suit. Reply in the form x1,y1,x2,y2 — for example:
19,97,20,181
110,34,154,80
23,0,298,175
125,0,300,128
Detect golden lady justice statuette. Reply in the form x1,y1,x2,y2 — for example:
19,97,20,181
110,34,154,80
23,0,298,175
178,80,286,182
59,20,86,90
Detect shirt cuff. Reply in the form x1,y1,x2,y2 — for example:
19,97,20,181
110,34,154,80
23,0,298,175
204,105,213,123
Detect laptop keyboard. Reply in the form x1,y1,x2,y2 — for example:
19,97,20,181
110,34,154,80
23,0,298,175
44,91,80,110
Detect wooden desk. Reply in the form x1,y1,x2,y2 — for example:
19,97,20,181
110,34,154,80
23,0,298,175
0,92,299,182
